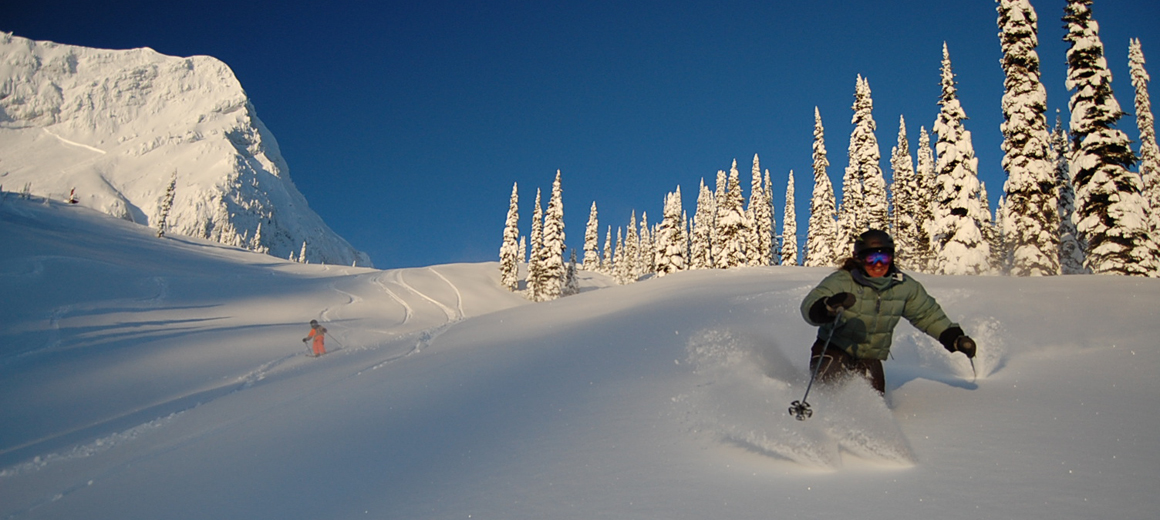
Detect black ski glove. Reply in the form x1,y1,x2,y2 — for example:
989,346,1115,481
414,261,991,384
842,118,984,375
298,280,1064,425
302,337,309,343
824,292,856,315
955,336,977,358
809,292,856,323
938,326,976,358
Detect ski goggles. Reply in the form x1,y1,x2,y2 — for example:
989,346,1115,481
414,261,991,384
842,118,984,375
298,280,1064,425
861,251,893,266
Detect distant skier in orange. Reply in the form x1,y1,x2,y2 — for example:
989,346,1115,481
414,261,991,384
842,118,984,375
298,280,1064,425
303,319,327,357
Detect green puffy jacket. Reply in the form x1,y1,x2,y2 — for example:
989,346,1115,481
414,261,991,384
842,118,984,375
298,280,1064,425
800,267,956,360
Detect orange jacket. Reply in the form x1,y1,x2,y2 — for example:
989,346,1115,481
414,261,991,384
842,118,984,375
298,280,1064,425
307,326,326,348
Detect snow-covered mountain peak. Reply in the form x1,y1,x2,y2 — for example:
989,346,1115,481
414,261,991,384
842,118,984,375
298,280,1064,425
0,32,370,266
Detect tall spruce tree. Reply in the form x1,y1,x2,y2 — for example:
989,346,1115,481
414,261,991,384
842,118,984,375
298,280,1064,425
716,160,749,268
639,212,654,277
1064,0,1157,276
839,79,865,250
691,179,715,269
915,127,938,272
890,116,923,269
602,225,613,274
1129,38,1160,253
625,211,639,281
805,107,840,267
781,170,799,265
613,227,629,284
748,155,774,266
932,43,991,275
1052,116,1087,273
583,201,600,271
850,75,889,232
980,182,1007,272
527,189,545,300
499,182,521,291
712,169,729,267
564,250,580,296
766,169,780,264
998,0,1060,276
656,187,687,277
536,171,566,300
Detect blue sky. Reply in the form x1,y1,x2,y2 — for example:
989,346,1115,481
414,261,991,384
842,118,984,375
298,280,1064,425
5,0,1159,268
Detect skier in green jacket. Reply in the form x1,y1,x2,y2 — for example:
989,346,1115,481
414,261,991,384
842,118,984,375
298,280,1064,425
800,229,976,394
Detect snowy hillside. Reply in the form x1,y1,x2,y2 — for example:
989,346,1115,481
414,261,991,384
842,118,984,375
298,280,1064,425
0,33,369,266
2,195,1158,519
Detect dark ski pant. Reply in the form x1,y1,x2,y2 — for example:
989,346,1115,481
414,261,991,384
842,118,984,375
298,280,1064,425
809,338,886,395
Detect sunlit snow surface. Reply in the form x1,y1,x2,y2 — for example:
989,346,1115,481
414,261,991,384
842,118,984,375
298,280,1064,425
2,197,1158,519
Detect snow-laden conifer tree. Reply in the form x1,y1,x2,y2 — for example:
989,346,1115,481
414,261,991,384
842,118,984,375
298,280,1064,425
805,107,839,267
499,182,521,291
712,169,729,267
156,170,177,238
781,170,798,265
849,75,889,233
527,189,545,300
250,222,269,254
980,182,1007,273
691,180,715,269
583,201,600,271
614,227,630,284
564,250,580,296
536,171,566,300
638,212,654,277
890,116,923,269
838,90,863,250
682,210,691,262
602,226,613,275
995,194,1013,271
655,186,687,277
716,160,749,268
1129,38,1160,251
624,211,639,281
519,236,527,264
747,155,774,266
299,241,308,264
914,127,938,272
1052,115,1087,273
765,169,780,264
932,43,992,275
998,0,1060,276
1064,0,1157,276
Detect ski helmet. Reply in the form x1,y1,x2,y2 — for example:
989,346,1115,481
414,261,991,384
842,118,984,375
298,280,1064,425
310,319,319,327
853,229,895,257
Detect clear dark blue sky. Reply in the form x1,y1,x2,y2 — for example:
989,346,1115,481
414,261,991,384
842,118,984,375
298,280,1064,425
5,1,1158,268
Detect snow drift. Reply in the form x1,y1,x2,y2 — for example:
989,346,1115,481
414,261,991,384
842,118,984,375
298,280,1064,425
0,33,369,266
1,195,1158,519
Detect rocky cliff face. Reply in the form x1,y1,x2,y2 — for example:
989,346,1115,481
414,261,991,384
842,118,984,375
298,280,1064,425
0,33,371,266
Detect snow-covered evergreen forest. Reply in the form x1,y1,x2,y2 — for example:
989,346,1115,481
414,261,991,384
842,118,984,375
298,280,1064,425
499,0,1160,301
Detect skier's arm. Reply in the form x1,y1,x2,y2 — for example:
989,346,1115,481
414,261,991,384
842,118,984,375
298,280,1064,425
901,279,955,340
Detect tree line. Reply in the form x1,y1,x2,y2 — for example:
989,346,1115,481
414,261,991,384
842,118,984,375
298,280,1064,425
499,0,1160,301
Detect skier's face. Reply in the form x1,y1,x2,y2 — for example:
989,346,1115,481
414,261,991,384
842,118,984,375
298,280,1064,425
861,250,892,278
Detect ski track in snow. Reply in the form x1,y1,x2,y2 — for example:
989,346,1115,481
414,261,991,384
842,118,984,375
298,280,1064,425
358,323,448,375
372,272,413,325
396,269,460,323
426,266,465,321
43,128,107,155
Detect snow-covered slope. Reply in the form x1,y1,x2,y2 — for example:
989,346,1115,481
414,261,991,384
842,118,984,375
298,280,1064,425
1,195,1158,519
0,33,369,266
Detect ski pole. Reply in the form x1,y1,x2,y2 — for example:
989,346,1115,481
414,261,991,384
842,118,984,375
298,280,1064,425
789,310,842,421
